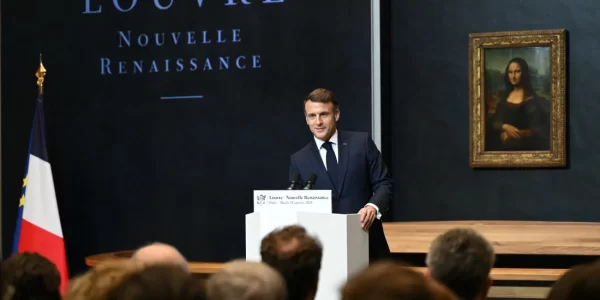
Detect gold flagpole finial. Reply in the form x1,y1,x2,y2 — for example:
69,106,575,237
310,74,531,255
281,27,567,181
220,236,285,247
35,54,46,96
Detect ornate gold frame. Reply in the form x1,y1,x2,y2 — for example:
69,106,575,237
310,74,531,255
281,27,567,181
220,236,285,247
469,29,567,168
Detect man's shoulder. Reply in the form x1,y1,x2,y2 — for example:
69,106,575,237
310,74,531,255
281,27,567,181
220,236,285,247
291,140,314,158
340,130,370,142
342,130,369,137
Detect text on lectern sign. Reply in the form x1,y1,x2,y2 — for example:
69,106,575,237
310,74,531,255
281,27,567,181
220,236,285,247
253,190,332,214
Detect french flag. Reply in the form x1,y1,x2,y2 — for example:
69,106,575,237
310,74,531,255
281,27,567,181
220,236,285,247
12,94,68,293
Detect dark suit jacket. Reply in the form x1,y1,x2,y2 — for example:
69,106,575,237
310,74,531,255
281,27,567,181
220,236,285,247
289,130,392,261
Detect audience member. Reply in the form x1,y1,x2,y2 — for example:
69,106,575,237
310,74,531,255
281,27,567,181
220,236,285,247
425,228,495,300
260,225,322,300
206,259,286,300
546,261,600,300
0,252,61,300
106,264,205,300
131,242,189,272
341,260,457,300
65,260,140,300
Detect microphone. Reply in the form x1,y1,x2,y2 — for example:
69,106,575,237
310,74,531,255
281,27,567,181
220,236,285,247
287,173,300,190
303,173,317,190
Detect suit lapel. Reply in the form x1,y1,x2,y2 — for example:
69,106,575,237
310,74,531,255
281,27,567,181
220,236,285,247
309,141,338,194
337,131,349,194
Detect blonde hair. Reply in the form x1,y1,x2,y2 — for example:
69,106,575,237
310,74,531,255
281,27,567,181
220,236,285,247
206,260,286,300
65,260,140,300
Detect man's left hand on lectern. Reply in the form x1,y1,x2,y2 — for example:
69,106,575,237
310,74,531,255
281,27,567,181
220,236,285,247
358,206,376,231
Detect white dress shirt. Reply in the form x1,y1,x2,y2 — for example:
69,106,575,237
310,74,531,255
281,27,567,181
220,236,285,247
314,130,381,219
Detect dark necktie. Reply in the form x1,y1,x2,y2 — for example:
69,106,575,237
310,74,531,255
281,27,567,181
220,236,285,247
322,142,339,189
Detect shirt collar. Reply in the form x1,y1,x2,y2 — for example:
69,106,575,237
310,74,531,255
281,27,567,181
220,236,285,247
314,130,338,149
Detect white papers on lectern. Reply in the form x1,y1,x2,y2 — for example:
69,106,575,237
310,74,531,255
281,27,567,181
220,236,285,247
253,190,332,214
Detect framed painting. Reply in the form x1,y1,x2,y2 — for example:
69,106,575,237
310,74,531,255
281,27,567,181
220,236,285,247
469,29,566,168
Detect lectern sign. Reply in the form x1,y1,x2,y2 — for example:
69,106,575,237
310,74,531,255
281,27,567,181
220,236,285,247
253,190,332,214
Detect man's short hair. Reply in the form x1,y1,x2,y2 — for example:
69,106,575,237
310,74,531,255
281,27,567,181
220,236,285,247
131,242,189,272
0,252,61,300
546,261,600,300
426,228,495,300
341,260,454,300
206,260,286,300
304,88,339,110
260,225,322,300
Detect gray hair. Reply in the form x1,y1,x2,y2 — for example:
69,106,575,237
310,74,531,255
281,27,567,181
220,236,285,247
207,259,287,300
425,228,495,300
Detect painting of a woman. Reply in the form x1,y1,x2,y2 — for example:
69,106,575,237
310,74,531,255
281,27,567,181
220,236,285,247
490,57,550,151
471,29,566,167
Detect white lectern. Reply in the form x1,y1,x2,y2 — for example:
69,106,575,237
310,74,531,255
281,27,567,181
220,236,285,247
246,190,369,300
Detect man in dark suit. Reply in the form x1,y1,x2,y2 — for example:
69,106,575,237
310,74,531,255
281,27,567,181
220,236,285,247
288,88,392,262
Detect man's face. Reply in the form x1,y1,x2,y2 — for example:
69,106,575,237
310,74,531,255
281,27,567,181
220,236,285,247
304,100,339,142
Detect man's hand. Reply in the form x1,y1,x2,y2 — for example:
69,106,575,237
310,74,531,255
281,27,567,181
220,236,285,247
358,206,376,231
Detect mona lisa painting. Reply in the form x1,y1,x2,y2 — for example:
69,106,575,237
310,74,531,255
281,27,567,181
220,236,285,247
469,29,566,168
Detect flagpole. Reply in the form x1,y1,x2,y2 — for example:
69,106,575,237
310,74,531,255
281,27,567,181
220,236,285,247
36,54,46,96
